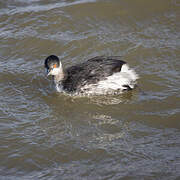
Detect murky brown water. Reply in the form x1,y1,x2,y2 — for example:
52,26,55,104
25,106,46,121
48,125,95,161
0,0,180,179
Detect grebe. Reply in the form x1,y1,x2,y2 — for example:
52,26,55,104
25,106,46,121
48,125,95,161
44,55,139,95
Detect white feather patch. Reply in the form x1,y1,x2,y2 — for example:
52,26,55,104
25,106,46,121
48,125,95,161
80,64,139,94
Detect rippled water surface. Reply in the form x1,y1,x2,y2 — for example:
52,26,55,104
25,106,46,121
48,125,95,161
0,0,180,179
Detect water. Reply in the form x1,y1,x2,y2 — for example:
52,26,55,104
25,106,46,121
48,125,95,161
0,0,180,179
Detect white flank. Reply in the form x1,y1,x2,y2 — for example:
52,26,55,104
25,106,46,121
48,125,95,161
80,64,139,95
56,83,63,92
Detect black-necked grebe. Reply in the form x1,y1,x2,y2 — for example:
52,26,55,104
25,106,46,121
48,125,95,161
44,55,139,95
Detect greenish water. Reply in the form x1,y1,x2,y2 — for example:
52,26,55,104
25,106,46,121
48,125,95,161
0,0,180,179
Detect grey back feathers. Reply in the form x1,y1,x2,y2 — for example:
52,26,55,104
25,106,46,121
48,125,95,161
44,55,138,94
62,56,126,92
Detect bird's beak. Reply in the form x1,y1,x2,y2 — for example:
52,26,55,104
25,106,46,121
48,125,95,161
46,69,52,76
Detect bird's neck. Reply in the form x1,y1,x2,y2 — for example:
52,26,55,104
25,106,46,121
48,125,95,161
53,68,65,84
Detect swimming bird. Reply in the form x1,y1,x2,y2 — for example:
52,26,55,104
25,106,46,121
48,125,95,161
44,55,139,95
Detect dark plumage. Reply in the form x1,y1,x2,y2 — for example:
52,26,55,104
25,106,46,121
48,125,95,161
62,56,126,92
44,55,138,95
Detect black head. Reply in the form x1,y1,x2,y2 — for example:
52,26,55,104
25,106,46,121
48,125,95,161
44,55,60,70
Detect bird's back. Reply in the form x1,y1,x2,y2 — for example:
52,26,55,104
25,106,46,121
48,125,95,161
62,56,126,92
